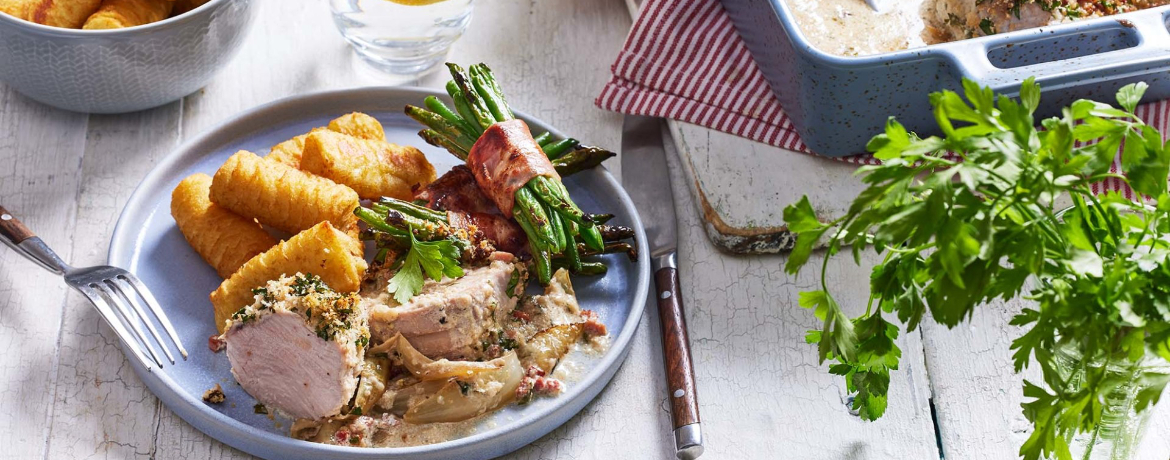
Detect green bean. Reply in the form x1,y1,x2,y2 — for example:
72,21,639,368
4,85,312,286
378,197,448,223
562,215,583,272
419,129,468,161
471,71,512,122
552,147,616,176
578,223,605,252
514,187,559,248
514,204,559,255
369,203,394,218
447,82,484,136
354,207,409,240
529,177,585,224
533,132,553,147
581,242,637,261
591,214,616,225
447,63,496,130
405,105,473,149
384,211,447,240
599,224,635,241
366,204,446,240
551,260,607,276
541,138,578,160
576,262,607,276
547,202,566,253
474,64,511,114
423,96,478,138
530,241,552,285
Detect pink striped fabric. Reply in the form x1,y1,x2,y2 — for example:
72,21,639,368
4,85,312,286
596,0,1170,193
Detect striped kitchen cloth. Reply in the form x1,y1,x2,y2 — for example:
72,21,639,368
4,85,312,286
595,0,1170,197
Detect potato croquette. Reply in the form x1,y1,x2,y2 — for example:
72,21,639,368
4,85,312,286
265,113,386,168
83,0,172,29
170,174,277,279
1,0,103,28
327,112,385,142
301,130,436,201
209,150,360,237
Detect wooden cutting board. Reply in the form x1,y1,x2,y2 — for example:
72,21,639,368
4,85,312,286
623,0,858,254
663,122,863,253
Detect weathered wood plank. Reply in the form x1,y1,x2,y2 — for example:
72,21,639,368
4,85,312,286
0,87,88,459
42,104,183,460
922,298,1170,460
177,1,398,138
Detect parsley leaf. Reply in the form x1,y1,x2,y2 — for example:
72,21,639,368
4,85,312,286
386,228,464,304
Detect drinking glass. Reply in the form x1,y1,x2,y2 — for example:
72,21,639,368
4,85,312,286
328,0,474,75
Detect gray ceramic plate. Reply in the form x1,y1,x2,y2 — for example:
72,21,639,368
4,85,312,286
107,87,650,460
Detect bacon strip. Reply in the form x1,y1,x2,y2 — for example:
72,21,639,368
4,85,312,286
466,119,561,218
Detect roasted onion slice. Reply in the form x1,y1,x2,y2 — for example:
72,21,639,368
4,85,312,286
403,352,523,424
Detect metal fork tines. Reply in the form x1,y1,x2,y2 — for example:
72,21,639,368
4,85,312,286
1,206,187,372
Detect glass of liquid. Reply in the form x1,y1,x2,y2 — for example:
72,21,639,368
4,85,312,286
328,0,474,75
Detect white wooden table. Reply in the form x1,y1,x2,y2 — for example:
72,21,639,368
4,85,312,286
1,1,1168,459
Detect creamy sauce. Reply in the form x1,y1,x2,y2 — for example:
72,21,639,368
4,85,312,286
782,0,928,56
292,412,488,447
784,0,1167,56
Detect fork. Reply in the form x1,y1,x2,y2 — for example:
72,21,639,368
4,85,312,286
0,205,187,371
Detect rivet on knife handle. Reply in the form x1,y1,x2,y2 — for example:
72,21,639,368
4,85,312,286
0,206,36,244
653,253,703,459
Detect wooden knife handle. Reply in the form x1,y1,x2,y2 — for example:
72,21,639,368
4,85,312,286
0,206,35,244
655,265,701,429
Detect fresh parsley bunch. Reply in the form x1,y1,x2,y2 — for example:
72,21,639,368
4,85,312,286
784,78,1170,459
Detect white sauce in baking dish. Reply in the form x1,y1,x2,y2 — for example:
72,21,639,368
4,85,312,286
782,0,1169,57
781,0,928,56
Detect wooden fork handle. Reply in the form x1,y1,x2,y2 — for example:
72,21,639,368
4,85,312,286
0,206,36,244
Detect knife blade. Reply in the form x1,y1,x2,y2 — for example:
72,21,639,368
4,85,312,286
621,115,703,460
622,116,678,256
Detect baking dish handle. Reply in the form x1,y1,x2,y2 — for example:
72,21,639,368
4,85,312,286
943,12,1170,93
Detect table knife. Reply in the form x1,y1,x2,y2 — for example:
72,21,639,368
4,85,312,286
621,115,703,460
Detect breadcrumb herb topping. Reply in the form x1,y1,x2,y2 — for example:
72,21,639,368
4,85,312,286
202,384,225,404
226,273,370,348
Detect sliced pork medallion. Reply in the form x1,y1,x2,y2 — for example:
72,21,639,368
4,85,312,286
415,165,499,215
222,273,371,420
415,165,528,255
369,254,527,360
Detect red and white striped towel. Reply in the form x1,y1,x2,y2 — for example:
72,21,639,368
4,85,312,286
595,0,1170,197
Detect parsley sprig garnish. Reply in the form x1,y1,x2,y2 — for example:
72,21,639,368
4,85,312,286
786,78,1170,459
386,227,464,304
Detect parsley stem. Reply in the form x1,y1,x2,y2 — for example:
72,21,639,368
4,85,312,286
865,250,898,317
1082,189,1124,244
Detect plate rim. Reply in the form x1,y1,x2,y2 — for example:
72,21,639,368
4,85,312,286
106,86,650,458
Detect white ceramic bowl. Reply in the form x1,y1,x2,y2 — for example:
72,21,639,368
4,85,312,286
0,0,255,114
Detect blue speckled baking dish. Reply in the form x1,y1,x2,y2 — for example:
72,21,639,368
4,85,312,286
720,1,1170,156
